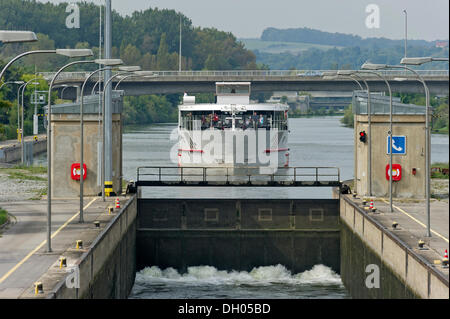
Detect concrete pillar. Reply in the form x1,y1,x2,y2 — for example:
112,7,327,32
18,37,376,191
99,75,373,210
354,114,426,198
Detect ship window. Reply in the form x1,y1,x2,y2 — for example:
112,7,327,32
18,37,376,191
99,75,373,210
273,111,288,131
181,111,219,130
217,84,250,95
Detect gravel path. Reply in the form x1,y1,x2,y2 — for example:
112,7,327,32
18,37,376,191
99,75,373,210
0,169,46,202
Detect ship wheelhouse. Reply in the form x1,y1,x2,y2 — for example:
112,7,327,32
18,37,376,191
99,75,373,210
178,82,289,167
179,82,289,132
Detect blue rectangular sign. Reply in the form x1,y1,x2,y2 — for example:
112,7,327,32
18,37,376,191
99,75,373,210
387,136,406,155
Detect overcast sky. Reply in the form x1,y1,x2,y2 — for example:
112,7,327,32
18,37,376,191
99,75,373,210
38,0,449,41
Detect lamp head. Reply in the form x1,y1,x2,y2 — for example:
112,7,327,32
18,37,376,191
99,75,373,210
361,62,388,70
337,70,356,76
134,71,156,76
322,75,338,80
400,57,432,65
94,59,124,66
321,71,337,76
56,49,94,58
118,66,142,72
0,31,37,43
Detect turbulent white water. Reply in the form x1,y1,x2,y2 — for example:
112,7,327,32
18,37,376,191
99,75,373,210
129,264,349,299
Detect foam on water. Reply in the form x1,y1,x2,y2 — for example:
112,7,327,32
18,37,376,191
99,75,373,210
135,264,343,287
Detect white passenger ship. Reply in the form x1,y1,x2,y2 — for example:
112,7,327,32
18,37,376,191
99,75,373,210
177,82,289,168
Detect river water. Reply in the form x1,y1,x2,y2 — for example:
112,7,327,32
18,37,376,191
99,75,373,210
34,116,449,299
124,116,448,299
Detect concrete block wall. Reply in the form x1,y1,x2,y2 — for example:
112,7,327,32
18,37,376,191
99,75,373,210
354,114,426,198
0,138,47,163
50,113,122,198
49,195,137,299
340,195,449,299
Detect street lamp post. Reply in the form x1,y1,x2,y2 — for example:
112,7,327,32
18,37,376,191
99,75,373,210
20,78,46,165
60,85,69,100
0,80,25,90
99,66,141,201
78,59,124,222
360,63,394,212
17,83,27,142
337,70,373,196
0,81,25,141
403,9,407,58
91,66,142,95
399,56,449,237
114,71,157,90
45,50,94,252
1,49,92,84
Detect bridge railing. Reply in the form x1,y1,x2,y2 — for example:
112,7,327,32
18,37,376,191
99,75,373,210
39,69,449,81
136,166,341,186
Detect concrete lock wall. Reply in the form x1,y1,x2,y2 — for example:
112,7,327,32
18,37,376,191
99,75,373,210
354,114,426,198
51,113,122,198
340,195,449,299
0,138,47,163
136,199,341,274
49,195,137,299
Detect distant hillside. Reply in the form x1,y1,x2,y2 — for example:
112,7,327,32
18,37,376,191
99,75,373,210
239,38,340,54
261,27,440,48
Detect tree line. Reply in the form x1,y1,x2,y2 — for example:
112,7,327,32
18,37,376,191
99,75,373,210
253,45,449,70
0,0,260,139
261,27,439,48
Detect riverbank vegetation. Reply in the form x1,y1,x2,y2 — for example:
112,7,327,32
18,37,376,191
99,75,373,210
0,0,261,136
0,208,7,226
1,1,448,132
431,162,449,179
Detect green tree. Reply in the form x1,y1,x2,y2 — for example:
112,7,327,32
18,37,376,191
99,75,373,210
340,104,354,128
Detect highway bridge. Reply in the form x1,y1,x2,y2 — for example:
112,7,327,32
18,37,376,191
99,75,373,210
40,69,450,99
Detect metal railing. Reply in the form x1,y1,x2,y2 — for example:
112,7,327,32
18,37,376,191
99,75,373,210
353,91,428,115
39,69,449,82
136,166,341,186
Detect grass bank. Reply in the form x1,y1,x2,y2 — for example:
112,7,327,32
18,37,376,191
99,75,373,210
0,208,8,226
431,162,449,179
0,165,47,181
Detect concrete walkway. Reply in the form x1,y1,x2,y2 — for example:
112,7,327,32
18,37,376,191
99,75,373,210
0,196,129,298
354,195,449,279
0,134,46,149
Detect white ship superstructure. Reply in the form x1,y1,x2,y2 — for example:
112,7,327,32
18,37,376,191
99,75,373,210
178,82,289,168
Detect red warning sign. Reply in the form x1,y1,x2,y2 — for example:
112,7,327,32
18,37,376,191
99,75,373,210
386,164,402,181
71,163,87,181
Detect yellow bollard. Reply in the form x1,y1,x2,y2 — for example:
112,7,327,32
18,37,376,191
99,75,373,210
76,240,83,250
34,282,43,295
59,257,67,269
108,206,114,215
104,181,113,197
418,240,425,249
